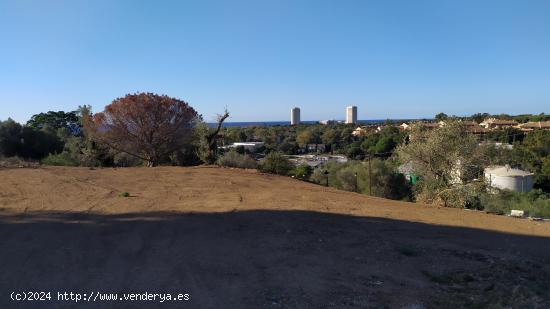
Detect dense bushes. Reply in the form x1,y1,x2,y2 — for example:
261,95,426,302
1,103,203,168
290,164,313,180
41,152,79,166
259,152,293,175
360,126,404,155
311,159,411,200
217,150,258,169
480,189,550,218
512,130,550,191
0,156,39,168
0,119,64,160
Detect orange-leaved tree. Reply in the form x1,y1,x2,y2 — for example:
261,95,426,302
85,93,199,167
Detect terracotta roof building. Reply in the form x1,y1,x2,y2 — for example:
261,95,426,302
480,118,518,129
518,121,550,131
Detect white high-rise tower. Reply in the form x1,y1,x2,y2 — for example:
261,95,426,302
291,107,301,125
346,106,357,124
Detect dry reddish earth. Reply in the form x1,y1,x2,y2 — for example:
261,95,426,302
1,166,549,308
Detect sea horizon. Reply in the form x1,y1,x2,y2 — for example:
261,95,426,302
208,119,428,128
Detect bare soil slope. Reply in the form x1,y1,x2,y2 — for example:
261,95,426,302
1,166,549,308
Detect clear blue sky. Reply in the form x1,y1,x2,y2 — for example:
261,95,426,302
1,0,549,123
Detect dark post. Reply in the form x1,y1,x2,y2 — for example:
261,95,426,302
354,172,358,193
368,155,372,195
324,170,329,187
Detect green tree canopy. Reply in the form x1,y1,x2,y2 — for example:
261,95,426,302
435,112,448,122
396,120,489,207
26,111,80,131
259,152,293,175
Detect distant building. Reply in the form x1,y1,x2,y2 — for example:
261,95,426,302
287,154,347,168
346,106,357,124
319,119,339,125
484,165,533,192
398,123,411,131
460,120,490,135
375,125,389,133
406,122,440,141
518,121,550,132
220,142,264,152
352,126,367,136
417,122,440,130
480,118,518,129
291,107,300,125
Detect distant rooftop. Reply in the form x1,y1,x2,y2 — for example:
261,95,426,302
519,121,550,129
481,118,518,125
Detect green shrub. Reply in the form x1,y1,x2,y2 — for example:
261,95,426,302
119,191,130,197
310,159,411,200
259,152,293,175
41,152,79,166
217,150,258,169
480,189,550,218
290,164,313,180
0,156,39,168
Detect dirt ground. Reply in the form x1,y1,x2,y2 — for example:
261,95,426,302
1,166,549,308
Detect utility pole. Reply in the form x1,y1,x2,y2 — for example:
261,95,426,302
368,154,372,196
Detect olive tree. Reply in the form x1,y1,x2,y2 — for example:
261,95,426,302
395,121,489,208
196,110,230,164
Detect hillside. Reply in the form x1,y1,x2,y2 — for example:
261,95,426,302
1,166,549,236
1,166,550,308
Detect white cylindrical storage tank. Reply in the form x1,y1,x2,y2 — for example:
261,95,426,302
484,165,534,192
291,107,300,125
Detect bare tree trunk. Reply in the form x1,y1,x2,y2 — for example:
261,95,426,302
145,155,157,167
204,110,229,164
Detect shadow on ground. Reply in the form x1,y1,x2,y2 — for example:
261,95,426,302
1,210,549,308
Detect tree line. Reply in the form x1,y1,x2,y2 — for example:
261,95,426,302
0,93,228,167
1,94,549,217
